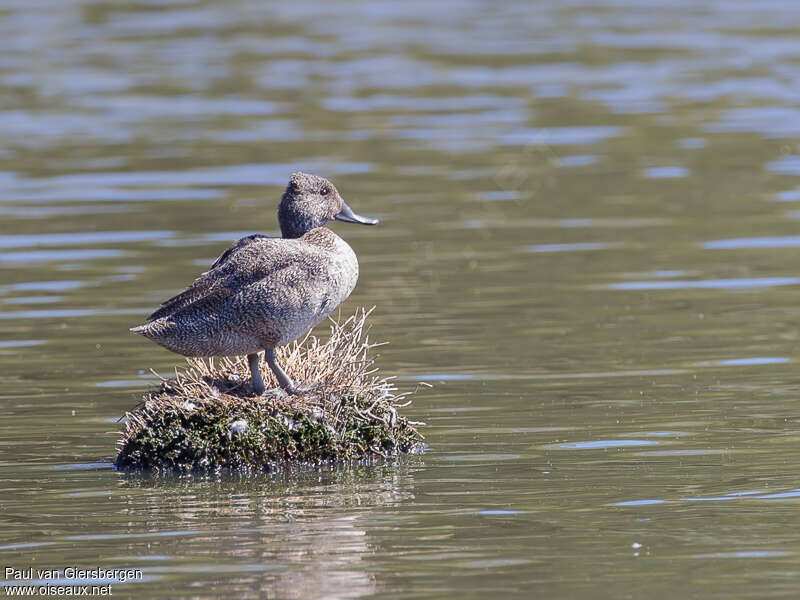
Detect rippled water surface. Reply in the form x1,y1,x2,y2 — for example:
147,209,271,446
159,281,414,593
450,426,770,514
5,1,800,598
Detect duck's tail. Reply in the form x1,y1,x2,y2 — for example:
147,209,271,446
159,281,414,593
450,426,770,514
130,321,165,339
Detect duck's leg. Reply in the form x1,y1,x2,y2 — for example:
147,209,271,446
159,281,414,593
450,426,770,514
248,353,265,395
265,348,307,395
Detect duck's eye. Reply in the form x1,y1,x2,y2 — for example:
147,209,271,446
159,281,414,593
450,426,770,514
320,186,331,196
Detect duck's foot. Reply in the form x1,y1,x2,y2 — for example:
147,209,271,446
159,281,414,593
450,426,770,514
283,382,315,396
257,383,315,399
264,348,310,395
248,353,266,396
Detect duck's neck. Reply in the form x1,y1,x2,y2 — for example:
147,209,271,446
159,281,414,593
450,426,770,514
278,206,323,238
280,215,320,238
280,222,306,239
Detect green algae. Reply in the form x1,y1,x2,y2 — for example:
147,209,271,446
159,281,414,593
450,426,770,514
115,310,425,473
115,392,423,473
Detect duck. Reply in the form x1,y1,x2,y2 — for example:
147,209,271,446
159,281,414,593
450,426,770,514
131,172,378,395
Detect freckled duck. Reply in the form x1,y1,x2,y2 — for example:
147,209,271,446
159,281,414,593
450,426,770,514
131,172,378,395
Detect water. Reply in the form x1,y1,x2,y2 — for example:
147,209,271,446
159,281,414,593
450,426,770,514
3,0,800,597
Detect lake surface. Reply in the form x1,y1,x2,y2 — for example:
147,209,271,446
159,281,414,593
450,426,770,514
4,0,800,597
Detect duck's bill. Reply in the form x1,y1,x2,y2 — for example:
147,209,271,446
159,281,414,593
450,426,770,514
334,201,379,225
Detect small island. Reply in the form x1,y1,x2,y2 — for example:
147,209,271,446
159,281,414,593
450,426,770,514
116,310,424,473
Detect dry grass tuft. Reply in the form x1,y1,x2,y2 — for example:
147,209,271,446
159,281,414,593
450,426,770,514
115,308,425,473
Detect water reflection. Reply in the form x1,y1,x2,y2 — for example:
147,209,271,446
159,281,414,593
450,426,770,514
642,166,688,179
527,242,623,253
545,440,660,450
603,277,800,290
0,231,174,248
703,236,800,249
110,464,418,598
0,249,125,264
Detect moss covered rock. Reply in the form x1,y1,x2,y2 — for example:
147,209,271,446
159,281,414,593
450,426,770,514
116,310,424,473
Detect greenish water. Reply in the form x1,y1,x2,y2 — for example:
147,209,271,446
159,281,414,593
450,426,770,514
4,1,800,597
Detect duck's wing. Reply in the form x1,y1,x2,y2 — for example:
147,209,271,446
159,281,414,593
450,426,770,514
208,234,270,270
146,234,272,321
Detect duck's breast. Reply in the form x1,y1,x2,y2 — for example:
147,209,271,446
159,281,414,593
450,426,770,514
269,229,359,345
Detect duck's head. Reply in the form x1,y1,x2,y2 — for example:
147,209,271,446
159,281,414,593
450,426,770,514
278,172,379,238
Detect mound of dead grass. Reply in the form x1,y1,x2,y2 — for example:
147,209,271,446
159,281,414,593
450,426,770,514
115,309,425,473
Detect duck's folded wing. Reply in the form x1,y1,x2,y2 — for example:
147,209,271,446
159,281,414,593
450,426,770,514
146,234,272,321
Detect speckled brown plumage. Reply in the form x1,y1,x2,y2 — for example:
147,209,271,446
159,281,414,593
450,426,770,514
131,172,378,394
